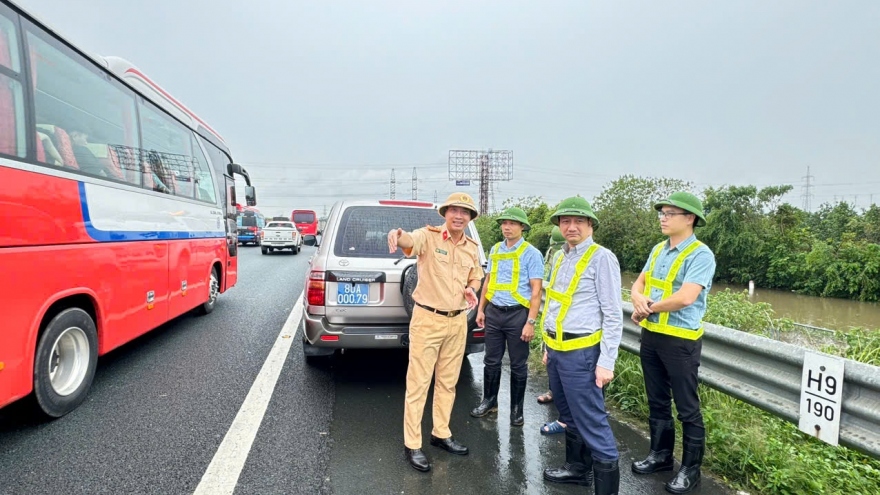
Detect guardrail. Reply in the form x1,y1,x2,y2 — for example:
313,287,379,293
618,302,880,459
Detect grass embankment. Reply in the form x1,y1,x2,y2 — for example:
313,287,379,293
527,289,880,495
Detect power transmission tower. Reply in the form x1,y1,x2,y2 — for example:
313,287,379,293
412,167,418,200
390,168,396,199
448,149,513,215
801,166,814,212
433,190,438,203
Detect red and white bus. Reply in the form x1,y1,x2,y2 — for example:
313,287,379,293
0,1,256,417
291,209,319,236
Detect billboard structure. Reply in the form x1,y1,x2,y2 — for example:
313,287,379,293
448,149,513,215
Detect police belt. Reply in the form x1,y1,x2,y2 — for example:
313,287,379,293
415,302,465,318
489,302,527,312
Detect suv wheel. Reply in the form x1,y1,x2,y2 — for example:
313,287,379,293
402,265,418,318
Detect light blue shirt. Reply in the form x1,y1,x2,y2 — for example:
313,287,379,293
486,237,544,307
543,237,623,371
641,234,716,330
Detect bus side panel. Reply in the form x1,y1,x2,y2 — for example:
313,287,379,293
0,242,169,410
0,165,95,247
168,239,225,318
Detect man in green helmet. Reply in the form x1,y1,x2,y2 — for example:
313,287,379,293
543,225,566,281
630,191,716,494
540,196,622,495
471,207,544,427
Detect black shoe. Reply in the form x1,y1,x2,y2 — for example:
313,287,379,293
430,435,469,455
632,419,675,474
404,447,431,472
543,430,593,486
471,368,501,418
665,435,704,494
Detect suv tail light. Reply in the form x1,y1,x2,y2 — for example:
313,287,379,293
307,270,326,306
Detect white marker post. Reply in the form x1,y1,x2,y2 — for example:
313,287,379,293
798,351,845,446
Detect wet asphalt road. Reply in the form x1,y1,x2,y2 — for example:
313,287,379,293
0,247,732,494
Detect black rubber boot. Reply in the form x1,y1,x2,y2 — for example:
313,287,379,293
509,373,527,426
665,435,704,494
471,368,501,418
593,458,620,495
543,429,594,486
632,419,675,474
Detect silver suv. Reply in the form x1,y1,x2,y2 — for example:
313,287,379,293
301,199,487,363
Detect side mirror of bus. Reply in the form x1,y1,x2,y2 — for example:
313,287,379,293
245,186,257,206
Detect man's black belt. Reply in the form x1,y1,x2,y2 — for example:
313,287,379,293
416,302,465,318
545,330,593,341
490,303,527,312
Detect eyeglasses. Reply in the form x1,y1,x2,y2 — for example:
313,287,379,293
657,211,690,219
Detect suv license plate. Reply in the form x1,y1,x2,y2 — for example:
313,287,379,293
337,283,368,305
374,335,397,340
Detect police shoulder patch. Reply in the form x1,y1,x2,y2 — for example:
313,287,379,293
426,225,442,233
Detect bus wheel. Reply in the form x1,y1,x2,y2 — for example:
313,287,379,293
197,268,220,315
33,308,98,418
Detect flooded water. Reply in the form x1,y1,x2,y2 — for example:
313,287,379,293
621,273,880,331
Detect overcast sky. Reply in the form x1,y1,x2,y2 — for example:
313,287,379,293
19,0,880,217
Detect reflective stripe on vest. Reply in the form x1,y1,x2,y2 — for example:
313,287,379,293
640,240,705,340
541,243,603,351
486,241,532,308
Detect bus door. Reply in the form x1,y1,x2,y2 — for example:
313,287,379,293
224,175,238,288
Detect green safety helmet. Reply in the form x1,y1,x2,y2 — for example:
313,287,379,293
654,191,707,227
550,226,564,244
495,207,531,231
550,196,599,228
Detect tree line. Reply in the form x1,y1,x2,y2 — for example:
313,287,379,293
475,175,880,302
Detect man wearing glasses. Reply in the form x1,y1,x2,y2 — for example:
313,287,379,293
629,192,716,494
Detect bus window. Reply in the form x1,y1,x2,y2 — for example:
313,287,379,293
0,10,25,158
191,134,217,204
26,27,139,178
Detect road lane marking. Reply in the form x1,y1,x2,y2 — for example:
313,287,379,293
193,292,304,495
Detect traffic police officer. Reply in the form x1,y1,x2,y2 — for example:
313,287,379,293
471,207,544,426
388,192,483,473
541,197,622,495
630,192,716,494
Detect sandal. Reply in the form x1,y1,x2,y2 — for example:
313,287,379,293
540,420,566,435
537,391,553,404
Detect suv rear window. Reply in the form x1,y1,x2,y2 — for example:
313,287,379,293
334,206,441,258
268,222,294,229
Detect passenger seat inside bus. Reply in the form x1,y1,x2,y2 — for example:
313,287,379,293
35,124,79,170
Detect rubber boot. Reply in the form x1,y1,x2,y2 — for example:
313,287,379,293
543,429,594,486
665,435,704,494
509,373,527,426
593,458,620,495
470,368,501,418
632,419,675,474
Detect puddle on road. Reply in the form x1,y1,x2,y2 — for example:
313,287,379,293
325,349,731,495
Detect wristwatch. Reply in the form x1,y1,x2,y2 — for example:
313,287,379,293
527,318,537,325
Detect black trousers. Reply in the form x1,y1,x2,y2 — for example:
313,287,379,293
483,303,530,378
640,329,704,438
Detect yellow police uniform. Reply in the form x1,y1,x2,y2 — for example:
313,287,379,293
402,194,483,452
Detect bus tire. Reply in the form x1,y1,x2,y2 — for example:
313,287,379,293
33,308,98,418
197,267,220,315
